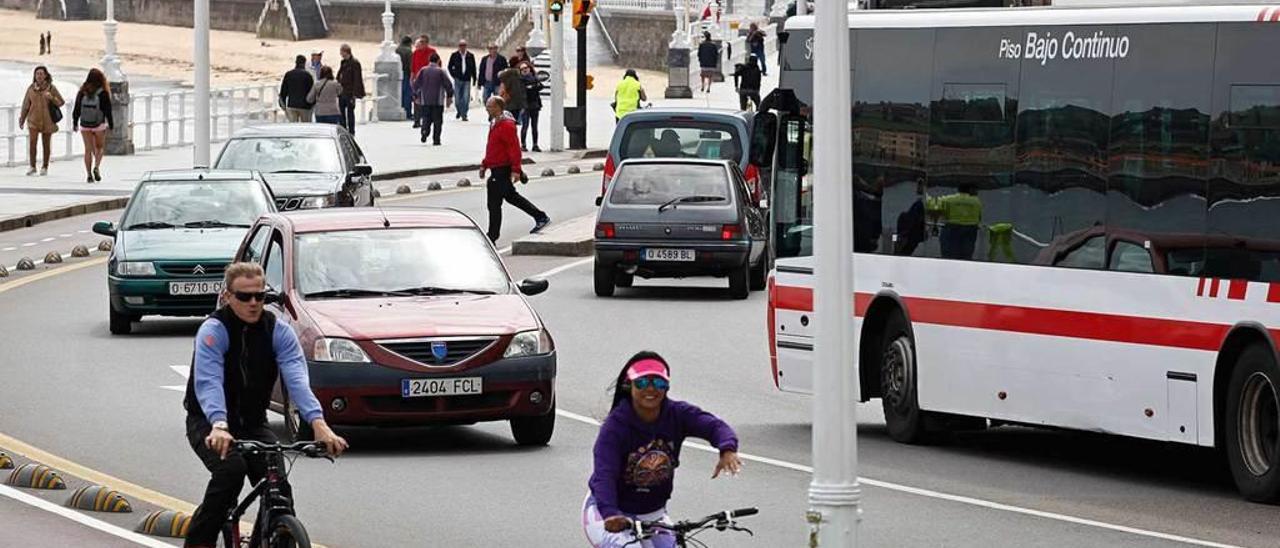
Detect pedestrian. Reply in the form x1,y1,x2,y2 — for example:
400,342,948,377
411,53,453,146
612,69,647,121
747,22,767,75
480,96,549,243
732,54,762,112
46,31,52,54
697,31,720,94
18,66,64,176
510,46,532,68
181,262,347,548
477,43,508,106
396,35,414,121
39,33,46,55
409,35,438,128
448,39,477,121
307,66,342,126
518,62,544,152
497,63,526,121
307,49,324,81
337,44,366,135
278,55,314,123
72,68,113,183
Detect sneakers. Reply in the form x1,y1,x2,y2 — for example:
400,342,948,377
521,144,528,152
420,132,427,143
39,168,47,176
25,167,36,176
93,167,101,182
532,145,542,153
530,217,550,234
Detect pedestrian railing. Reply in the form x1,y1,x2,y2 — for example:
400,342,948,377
0,74,385,168
495,3,530,51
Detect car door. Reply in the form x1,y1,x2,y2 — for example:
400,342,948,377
731,163,767,262
261,228,296,321
340,135,373,206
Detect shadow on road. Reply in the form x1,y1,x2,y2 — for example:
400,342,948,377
317,423,549,458
94,318,204,338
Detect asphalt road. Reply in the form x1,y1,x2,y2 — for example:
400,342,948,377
0,175,1278,547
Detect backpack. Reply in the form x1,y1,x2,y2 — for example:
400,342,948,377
80,91,104,128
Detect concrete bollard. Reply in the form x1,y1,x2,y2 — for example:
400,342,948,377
71,245,90,258
456,178,472,187
541,168,556,177
396,184,412,194
16,257,35,271
44,252,63,264
568,165,581,174
98,239,113,252
427,181,443,191
592,162,605,171
0,265,8,278
372,188,382,199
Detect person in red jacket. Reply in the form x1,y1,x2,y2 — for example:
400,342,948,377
480,96,549,243
409,34,437,128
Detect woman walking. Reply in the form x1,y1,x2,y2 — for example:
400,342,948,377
18,66,64,176
72,68,113,183
519,62,544,152
308,66,343,126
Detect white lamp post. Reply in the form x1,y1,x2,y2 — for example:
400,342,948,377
807,0,859,546
378,0,397,63
373,0,406,120
528,0,547,52
101,0,125,82
194,0,210,166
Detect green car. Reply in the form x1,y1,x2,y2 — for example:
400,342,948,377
92,170,277,335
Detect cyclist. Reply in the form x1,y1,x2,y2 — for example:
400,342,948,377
583,351,743,548
182,262,348,548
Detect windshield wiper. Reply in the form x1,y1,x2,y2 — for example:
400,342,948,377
389,286,498,296
183,220,250,228
269,169,326,174
125,221,176,230
303,288,414,299
657,195,727,213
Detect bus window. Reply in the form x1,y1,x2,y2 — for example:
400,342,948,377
773,116,812,258
1054,236,1105,270
1109,240,1154,273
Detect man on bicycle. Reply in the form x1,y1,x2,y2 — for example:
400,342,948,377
182,262,348,548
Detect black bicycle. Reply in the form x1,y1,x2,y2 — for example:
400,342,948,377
624,507,759,548
220,440,332,548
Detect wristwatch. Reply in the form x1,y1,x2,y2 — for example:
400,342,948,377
211,421,229,432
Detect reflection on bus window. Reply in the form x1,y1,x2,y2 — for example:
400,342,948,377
1109,241,1155,273
1054,236,1106,270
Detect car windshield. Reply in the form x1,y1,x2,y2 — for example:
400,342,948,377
618,120,742,163
122,179,271,229
295,228,511,297
215,137,342,173
609,163,731,206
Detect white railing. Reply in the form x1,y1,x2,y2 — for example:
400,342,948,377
495,3,530,50
1,74,384,168
322,0,527,5
596,0,671,9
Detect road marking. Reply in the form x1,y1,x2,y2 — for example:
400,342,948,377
535,261,1242,548
59,233,72,238
77,230,89,233
0,256,107,294
21,242,35,247
497,245,512,255
40,237,55,242
1,247,14,251
160,365,188,393
0,483,174,548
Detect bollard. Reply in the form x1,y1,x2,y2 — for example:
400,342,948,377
44,251,63,264
0,265,8,278
540,168,556,177
427,181,443,191
456,178,472,187
135,510,191,539
71,245,90,258
16,257,35,271
7,463,66,489
66,485,133,513
592,162,605,171
568,165,581,174
98,239,113,252
396,184,412,194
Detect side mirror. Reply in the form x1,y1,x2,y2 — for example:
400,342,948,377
264,289,283,305
352,164,373,177
595,196,603,207
757,198,769,209
92,221,116,237
518,277,550,296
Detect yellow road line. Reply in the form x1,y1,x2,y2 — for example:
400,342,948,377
0,256,107,294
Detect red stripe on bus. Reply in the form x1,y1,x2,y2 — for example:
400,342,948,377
1272,9,1280,21
1197,277,1206,297
1269,283,1280,303
775,284,813,312
1229,280,1248,301
1260,7,1271,21
1209,278,1222,298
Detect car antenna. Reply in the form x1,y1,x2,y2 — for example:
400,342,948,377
380,207,390,228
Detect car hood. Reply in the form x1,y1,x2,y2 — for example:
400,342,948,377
301,294,540,340
260,172,342,197
117,228,248,261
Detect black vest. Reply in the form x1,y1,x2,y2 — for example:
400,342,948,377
184,307,280,431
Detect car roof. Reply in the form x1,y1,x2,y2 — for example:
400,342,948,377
140,169,261,182
265,207,477,234
616,158,735,168
619,108,750,123
227,123,346,139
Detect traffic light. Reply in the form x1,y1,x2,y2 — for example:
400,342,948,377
585,74,594,90
572,0,595,29
548,0,564,21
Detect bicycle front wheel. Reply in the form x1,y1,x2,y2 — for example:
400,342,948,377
264,514,311,548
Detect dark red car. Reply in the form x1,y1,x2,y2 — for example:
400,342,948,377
233,208,556,445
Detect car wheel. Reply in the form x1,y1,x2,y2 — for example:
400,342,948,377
728,259,750,300
749,246,770,292
594,259,615,297
1225,343,1280,503
283,391,315,442
616,272,634,288
109,306,132,335
510,403,555,446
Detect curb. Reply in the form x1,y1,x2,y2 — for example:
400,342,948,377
511,214,595,257
0,196,130,234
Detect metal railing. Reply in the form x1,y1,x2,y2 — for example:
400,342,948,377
495,3,530,50
1,74,385,168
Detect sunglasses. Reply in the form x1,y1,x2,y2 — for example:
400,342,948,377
233,291,267,303
632,376,669,391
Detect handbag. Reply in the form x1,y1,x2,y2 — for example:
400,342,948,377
48,100,63,124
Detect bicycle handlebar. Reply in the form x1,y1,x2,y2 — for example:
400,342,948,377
232,440,329,459
633,507,759,537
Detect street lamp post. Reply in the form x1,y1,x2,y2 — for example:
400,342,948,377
194,0,210,167
101,0,133,155
373,0,405,121
664,0,693,98
807,0,859,546
527,0,547,55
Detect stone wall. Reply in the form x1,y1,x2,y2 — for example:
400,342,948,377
82,0,266,32
2,0,36,11
596,8,678,72
324,2,528,52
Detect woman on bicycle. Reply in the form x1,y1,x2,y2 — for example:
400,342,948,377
584,351,742,548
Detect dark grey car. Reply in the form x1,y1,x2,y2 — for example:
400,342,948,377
593,159,769,299
213,123,374,211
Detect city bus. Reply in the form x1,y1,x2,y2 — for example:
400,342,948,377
753,4,1280,501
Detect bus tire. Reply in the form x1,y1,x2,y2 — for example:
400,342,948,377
1224,343,1280,503
880,312,931,444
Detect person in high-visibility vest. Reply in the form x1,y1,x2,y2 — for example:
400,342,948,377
927,184,982,260
613,69,647,121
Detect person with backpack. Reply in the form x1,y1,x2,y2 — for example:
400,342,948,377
307,66,343,125
72,68,113,183
18,66,64,176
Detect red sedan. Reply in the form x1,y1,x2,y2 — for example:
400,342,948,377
233,208,556,445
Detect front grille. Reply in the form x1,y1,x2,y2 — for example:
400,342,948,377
377,337,498,367
276,197,302,211
150,295,219,310
364,392,513,413
156,262,227,277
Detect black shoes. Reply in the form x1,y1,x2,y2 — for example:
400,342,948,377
530,217,550,234
93,167,101,181
532,145,542,152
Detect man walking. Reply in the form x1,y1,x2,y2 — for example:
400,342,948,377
45,32,52,54
448,39,477,121
732,54,762,112
411,54,453,146
396,36,414,121
307,49,324,81
409,35,438,128
278,55,315,123
181,262,347,548
481,97,549,243
478,44,508,106
747,23,767,76
337,44,366,135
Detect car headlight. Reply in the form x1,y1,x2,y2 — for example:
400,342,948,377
299,195,335,209
313,337,371,363
503,329,553,358
115,261,156,276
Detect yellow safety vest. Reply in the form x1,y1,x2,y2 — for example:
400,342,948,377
615,77,642,118
927,193,982,226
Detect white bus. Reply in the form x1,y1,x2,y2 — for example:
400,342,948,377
754,4,1280,501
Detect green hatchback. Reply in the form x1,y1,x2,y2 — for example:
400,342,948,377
93,169,276,334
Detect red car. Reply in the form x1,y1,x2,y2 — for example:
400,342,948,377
233,208,556,445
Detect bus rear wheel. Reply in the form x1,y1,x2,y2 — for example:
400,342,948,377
1225,344,1280,503
880,312,932,444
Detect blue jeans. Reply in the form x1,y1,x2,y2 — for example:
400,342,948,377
400,75,413,119
752,45,767,74
338,96,356,135
454,80,471,119
482,82,498,105
315,114,341,125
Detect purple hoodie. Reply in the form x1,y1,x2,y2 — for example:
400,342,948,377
589,398,738,519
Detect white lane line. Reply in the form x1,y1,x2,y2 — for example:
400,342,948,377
536,260,1241,548
160,365,188,393
40,237,55,242
59,233,72,238
0,483,175,548
77,230,89,233
1,247,14,252
20,243,35,247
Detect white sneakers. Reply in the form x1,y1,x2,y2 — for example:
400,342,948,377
26,167,36,176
